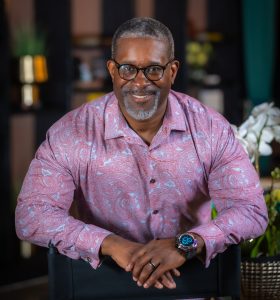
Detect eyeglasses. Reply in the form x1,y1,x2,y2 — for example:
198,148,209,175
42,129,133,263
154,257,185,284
112,59,174,81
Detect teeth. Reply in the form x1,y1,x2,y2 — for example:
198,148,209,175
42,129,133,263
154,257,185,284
133,95,147,99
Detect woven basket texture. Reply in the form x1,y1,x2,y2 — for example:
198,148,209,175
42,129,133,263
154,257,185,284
241,259,280,300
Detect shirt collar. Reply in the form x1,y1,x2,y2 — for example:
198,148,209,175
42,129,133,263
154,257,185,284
104,90,187,140
162,90,187,132
104,93,130,140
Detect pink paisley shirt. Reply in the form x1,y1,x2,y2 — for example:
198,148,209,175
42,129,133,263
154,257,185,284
15,90,268,269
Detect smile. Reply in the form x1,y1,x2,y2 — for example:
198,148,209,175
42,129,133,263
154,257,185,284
130,94,154,103
133,95,147,99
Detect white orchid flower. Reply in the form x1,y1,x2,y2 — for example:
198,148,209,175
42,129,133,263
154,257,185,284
267,112,280,126
232,102,280,169
239,116,255,137
250,114,267,136
246,132,257,144
231,124,257,161
261,127,274,143
259,141,272,156
273,125,280,142
251,102,273,117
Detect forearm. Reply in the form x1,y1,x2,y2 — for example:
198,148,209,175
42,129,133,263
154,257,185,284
15,200,112,268
190,196,268,267
101,234,127,256
100,234,145,270
203,126,269,266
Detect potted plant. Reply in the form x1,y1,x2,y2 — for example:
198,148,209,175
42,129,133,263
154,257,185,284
231,102,280,299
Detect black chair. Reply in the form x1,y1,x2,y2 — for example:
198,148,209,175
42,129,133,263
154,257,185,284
48,244,241,300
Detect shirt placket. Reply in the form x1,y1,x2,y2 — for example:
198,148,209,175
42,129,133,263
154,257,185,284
148,154,163,240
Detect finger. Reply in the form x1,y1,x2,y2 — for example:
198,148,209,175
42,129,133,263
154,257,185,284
159,272,176,289
172,268,180,277
143,265,166,289
126,240,159,271
137,261,157,286
154,280,163,289
132,255,155,280
126,247,147,271
165,271,176,285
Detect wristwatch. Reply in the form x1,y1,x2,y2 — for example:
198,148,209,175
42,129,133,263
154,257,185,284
175,233,198,259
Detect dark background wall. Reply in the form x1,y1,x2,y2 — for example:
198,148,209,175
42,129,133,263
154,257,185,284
155,0,187,93
207,0,244,125
0,0,14,270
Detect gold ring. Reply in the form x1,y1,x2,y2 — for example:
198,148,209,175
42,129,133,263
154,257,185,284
149,261,157,269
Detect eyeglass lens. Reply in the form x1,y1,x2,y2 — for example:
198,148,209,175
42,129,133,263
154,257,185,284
118,64,165,81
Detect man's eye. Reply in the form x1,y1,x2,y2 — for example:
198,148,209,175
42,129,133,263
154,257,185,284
121,65,135,73
147,66,162,74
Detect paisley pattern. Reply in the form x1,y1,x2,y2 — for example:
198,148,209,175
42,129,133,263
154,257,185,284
15,90,268,269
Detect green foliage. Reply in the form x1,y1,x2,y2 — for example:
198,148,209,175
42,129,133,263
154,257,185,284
186,41,213,69
243,167,280,258
13,27,47,57
211,201,218,220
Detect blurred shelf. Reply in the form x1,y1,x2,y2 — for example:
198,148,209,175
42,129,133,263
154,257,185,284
73,80,105,93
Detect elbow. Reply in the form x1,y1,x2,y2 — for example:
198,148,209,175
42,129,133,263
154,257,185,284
259,199,269,233
259,211,269,235
15,225,27,241
15,204,36,242
251,202,269,238
15,216,29,242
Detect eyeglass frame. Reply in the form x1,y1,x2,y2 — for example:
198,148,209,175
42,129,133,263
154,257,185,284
111,59,175,81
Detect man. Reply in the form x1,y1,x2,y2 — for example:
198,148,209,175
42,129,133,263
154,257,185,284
15,17,268,292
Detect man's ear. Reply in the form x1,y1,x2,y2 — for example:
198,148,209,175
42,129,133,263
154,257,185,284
107,60,115,81
170,60,180,85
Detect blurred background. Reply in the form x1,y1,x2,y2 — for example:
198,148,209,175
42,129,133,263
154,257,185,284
0,0,280,298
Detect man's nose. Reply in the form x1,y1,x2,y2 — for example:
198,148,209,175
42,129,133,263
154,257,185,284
132,69,149,85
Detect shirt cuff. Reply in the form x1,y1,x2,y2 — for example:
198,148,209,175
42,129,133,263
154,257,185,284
188,222,226,268
75,224,113,269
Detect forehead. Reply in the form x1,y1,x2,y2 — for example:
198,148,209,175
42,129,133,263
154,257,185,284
115,37,169,64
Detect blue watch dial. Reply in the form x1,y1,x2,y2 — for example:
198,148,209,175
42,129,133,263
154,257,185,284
180,235,194,246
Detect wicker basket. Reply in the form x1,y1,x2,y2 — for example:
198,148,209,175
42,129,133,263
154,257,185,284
241,256,280,300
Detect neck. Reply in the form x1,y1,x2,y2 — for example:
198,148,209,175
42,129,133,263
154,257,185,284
121,102,167,145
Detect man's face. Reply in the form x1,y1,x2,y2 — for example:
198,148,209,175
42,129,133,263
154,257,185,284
107,37,179,122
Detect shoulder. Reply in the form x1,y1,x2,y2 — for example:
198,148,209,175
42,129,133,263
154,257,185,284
47,92,114,138
36,92,115,168
170,90,231,131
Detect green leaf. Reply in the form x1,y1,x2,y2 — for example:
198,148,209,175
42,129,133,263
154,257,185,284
250,235,265,258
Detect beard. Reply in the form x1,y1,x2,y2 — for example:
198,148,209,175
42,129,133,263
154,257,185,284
121,86,161,121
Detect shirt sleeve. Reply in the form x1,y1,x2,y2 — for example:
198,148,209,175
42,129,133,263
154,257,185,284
15,121,112,269
189,118,268,267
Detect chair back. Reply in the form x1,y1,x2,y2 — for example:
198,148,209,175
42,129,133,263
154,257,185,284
48,244,240,300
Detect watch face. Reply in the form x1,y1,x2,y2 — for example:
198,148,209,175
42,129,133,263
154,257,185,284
180,234,194,247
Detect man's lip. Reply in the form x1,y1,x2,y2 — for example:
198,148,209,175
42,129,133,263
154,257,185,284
130,94,153,103
132,95,149,99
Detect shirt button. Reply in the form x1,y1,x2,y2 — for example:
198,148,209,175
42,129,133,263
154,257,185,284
152,210,159,214
150,178,156,184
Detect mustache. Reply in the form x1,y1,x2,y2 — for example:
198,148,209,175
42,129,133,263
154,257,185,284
122,87,159,96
